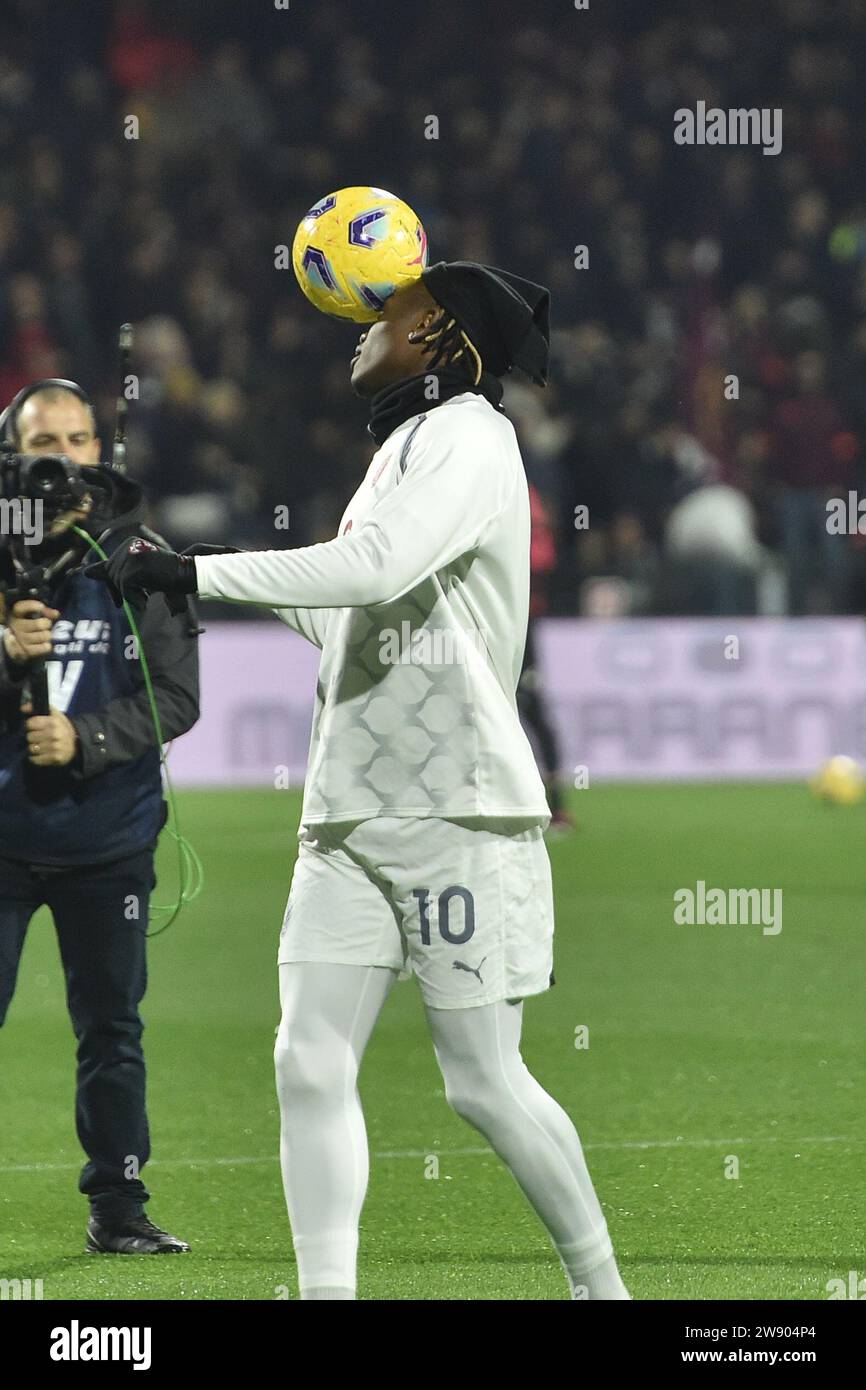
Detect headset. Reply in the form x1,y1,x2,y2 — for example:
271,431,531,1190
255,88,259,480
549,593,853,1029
1,320,132,471
0,378,97,448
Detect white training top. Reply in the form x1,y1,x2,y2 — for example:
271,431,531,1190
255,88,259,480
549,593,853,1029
194,392,551,827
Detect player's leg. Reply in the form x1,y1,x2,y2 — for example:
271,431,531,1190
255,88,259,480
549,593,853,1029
275,830,404,1300
387,817,628,1298
275,962,395,1300
425,997,629,1299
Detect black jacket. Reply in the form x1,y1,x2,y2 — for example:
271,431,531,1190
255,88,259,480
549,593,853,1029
0,466,200,865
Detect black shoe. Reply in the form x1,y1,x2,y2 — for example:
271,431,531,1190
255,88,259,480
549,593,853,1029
86,1214,190,1255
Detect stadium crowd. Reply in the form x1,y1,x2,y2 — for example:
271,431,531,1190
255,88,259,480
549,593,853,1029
2,0,866,615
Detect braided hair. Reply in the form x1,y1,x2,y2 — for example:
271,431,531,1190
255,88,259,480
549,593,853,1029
419,311,483,385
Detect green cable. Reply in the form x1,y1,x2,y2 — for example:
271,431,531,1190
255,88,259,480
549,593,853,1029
72,526,204,935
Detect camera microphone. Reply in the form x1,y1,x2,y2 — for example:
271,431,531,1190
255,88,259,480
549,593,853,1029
112,323,133,475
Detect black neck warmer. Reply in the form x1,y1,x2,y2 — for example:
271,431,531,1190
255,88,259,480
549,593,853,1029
366,367,504,446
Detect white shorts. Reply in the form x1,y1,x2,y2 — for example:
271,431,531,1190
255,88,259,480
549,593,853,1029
278,817,555,1009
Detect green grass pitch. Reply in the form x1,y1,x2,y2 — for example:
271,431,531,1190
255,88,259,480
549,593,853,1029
1,783,863,1300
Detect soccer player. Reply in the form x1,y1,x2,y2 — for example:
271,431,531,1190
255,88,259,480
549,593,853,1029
89,262,630,1300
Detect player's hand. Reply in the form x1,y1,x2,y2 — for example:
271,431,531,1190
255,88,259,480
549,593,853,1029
84,537,197,616
2,601,60,665
22,704,78,767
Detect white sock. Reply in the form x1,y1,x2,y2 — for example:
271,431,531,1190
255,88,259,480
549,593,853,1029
426,999,623,1299
294,1230,359,1296
275,963,395,1298
567,1251,631,1300
301,1286,356,1301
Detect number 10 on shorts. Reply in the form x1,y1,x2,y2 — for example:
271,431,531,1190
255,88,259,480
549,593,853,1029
412,887,476,945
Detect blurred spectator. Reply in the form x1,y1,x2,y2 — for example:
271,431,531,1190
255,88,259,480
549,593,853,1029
767,350,856,612
607,513,659,615
0,0,865,616
663,483,764,616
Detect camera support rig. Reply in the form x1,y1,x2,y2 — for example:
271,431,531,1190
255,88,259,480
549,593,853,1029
0,530,82,717
0,447,85,717
0,324,135,715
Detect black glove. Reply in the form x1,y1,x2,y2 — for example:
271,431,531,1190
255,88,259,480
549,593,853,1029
84,537,198,617
179,544,242,558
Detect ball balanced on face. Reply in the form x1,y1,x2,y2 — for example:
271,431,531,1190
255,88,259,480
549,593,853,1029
292,186,429,323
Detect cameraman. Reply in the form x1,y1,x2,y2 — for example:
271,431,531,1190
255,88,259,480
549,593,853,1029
0,380,199,1254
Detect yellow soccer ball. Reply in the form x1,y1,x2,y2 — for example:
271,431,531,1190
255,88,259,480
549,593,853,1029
810,755,866,805
292,186,429,323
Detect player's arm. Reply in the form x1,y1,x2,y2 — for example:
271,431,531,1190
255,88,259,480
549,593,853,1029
179,543,332,649
193,421,509,610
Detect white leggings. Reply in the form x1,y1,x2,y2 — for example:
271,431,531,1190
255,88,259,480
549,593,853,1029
274,962,614,1297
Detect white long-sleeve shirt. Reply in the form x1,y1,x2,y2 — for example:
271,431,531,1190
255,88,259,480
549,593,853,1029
195,393,550,826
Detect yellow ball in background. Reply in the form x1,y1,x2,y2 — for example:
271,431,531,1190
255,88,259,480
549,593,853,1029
292,186,429,323
809,755,866,805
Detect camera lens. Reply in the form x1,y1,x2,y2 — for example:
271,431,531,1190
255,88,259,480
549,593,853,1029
26,457,69,496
